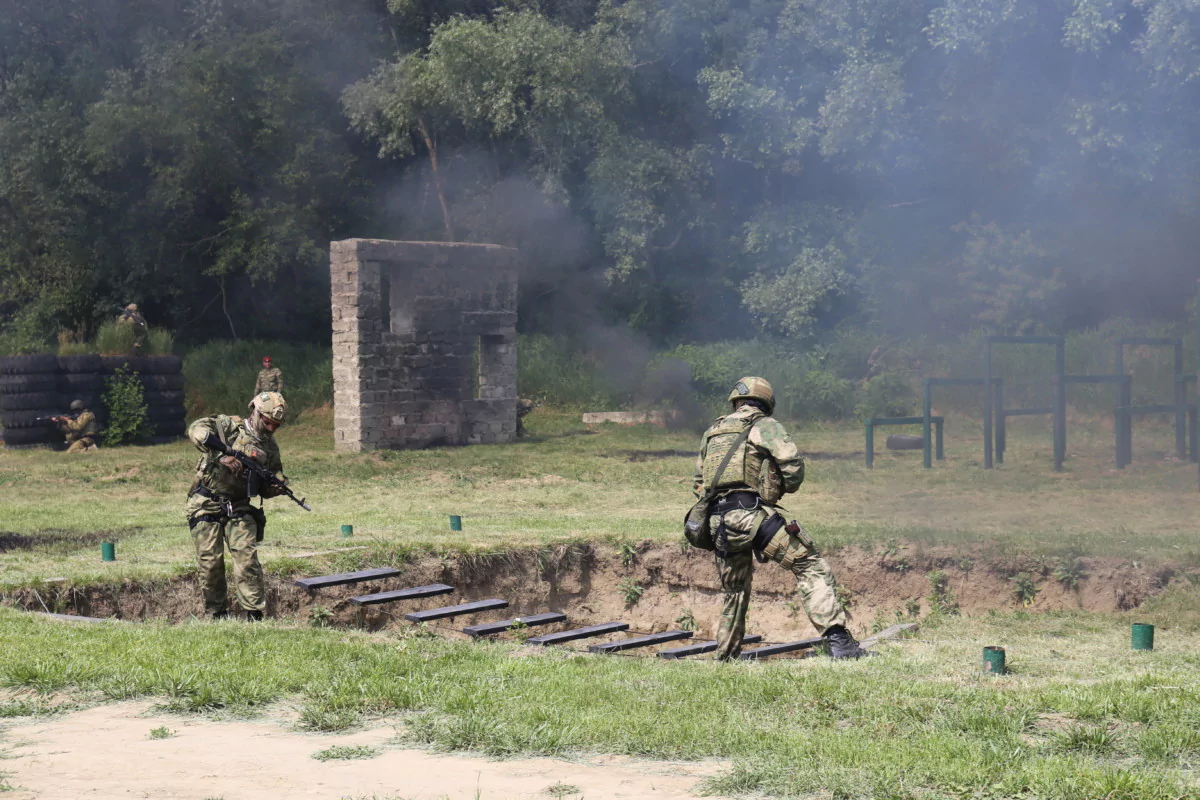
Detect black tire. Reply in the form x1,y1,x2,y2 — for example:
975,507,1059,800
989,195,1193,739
2,427,57,446
153,420,187,437
59,373,104,393
139,374,184,391
146,405,186,423
141,355,183,375
0,374,58,393
1,442,53,450
144,390,184,406
1,410,61,429
58,354,102,373
100,355,148,374
0,392,64,411
0,355,59,375
886,434,925,451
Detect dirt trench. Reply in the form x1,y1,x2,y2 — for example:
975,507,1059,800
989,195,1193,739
6,542,1185,645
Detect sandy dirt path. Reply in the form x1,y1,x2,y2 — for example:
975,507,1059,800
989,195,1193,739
2,702,721,799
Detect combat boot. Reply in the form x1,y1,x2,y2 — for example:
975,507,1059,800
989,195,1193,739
209,610,229,621
824,625,872,659
245,610,264,622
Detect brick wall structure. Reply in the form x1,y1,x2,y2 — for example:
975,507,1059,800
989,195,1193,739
330,239,519,452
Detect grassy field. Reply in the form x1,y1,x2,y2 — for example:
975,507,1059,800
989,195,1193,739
1,594,1198,799
0,408,1196,588
2,408,1199,798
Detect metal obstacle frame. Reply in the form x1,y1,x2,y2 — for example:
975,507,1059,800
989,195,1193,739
983,336,1066,471
1113,337,1188,466
921,377,1001,469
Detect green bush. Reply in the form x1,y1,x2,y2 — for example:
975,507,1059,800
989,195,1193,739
856,371,917,419
102,367,153,445
517,333,627,408
183,340,332,419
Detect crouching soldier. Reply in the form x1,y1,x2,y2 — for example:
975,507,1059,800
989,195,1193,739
185,392,289,620
56,399,100,452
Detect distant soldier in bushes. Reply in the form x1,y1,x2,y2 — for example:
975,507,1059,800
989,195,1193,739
516,397,538,437
185,391,289,621
692,377,868,660
254,356,283,395
117,303,148,354
54,399,100,453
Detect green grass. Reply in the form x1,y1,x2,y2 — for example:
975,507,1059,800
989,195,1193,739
1,409,1197,588
311,744,377,761
0,596,1197,799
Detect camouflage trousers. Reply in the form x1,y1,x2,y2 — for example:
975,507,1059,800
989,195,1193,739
712,507,848,661
65,437,97,453
185,493,266,616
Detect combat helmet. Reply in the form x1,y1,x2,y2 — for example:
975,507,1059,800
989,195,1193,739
248,391,287,423
69,399,84,412
728,377,775,414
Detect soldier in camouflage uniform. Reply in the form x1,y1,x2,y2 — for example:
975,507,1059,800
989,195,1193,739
516,397,538,437
254,356,283,395
116,303,148,355
185,391,289,620
56,399,100,452
694,377,867,660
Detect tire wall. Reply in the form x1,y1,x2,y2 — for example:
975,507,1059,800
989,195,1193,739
0,355,185,447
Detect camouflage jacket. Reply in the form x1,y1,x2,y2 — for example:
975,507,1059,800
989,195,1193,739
692,405,804,500
60,410,99,442
255,368,283,394
187,414,282,500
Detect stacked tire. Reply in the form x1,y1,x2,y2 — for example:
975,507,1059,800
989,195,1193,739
100,355,186,444
0,355,63,448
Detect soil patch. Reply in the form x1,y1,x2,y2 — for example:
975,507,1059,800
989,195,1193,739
6,542,1191,648
1,701,718,799
0,530,110,554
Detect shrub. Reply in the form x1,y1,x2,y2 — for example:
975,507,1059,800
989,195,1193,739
101,367,153,445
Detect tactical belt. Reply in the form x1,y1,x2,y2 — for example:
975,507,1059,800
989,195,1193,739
710,491,787,558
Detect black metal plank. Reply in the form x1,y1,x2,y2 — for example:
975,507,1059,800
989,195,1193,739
589,630,693,653
657,635,764,659
739,636,824,660
527,622,629,646
294,567,401,590
404,598,508,622
463,611,567,637
350,583,455,606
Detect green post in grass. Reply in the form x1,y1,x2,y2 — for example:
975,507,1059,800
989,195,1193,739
340,524,353,538
1131,623,1155,651
101,541,116,562
449,515,463,531
983,646,1006,674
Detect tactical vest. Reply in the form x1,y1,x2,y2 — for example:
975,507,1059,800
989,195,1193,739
702,411,782,502
194,416,278,499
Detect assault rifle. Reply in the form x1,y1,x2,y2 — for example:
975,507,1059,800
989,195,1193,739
35,414,70,425
202,433,313,511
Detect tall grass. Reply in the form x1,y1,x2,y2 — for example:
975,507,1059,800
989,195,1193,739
183,340,332,419
91,320,174,356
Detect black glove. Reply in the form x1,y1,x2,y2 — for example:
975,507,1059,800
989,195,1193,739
202,432,229,454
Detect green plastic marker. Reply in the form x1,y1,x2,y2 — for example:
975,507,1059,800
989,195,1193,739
449,515,462,531
983,646,1006,675
1132,622,1155,651
341,524,353,538
101,542,116,562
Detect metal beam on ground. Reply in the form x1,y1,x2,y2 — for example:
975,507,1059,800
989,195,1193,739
463,612,567,637
294,567,401,591
526,622,629,645
350,584,455,606
738,636,824,660
589,630,693,653
404,599,508,623
658,635,764,659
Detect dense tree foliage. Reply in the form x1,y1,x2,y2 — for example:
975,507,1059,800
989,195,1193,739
3,0,1199,349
